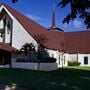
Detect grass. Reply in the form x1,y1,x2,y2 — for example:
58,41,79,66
0,67,90,90
66,66,90,70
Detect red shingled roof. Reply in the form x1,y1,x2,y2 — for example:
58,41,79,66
1,4,64,51
39,31,64,51
0,42,18,52
65,31,90,54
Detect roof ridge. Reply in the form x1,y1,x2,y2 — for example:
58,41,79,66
65,30,90,33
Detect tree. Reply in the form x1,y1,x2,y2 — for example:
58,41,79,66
11,0,18,3
20,43,35,61
58,0,90,28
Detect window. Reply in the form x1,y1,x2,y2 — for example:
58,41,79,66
7,21,11,34
84,57,88,64
7,21,11,30
4,18,6,26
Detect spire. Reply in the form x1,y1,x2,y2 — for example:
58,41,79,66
49,5,64,32
51,8,56,29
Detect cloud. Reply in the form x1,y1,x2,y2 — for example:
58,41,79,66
26,14,49,22
73,20,82,28
26,14,43,21
25,14,50,27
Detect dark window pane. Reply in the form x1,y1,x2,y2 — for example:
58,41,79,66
84,57,88,64
7,21,11,30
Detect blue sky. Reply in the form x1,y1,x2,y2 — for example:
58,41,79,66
0,0,88,32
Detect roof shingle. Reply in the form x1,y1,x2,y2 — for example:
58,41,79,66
65,31,90,54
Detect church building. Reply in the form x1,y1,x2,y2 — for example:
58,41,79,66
0,4,90,70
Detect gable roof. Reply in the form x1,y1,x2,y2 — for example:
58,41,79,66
0,4,64,51
0,4,90,54
65,31,90,54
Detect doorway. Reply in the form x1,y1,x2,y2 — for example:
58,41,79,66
0,50,11,65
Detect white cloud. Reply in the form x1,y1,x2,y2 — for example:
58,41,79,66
25,14,50,27
26,14,43,21
73,20,82,28
26,14,49,23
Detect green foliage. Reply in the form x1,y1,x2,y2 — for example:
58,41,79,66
12,0,18,3
16,57,56,63
40,57,56,63
16,58,27,62
58,0,90,28
20,43,35,56
68,61,81,66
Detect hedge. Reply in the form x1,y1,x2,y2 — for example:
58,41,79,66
68,61,81,66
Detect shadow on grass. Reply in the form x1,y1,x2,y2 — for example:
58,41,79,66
0,68,90,90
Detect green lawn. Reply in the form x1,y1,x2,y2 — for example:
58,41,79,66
0,67,90,90
66,66,90,70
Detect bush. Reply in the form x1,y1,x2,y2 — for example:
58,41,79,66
16,57,56,63
68,61,81,66
40,57,56,63
16,58,28,62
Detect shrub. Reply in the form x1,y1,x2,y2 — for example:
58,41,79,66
16,58,28,62
40,57,56,63
68,61,81,66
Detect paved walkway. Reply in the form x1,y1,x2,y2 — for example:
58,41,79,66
0,83,29,90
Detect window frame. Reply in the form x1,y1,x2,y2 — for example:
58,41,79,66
84,56,88,64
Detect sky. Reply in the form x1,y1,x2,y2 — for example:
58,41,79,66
0,0,88,32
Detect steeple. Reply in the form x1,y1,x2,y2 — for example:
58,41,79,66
51,8,56,29
49,7,64,32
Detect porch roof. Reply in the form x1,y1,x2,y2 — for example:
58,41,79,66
0,43,18,52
